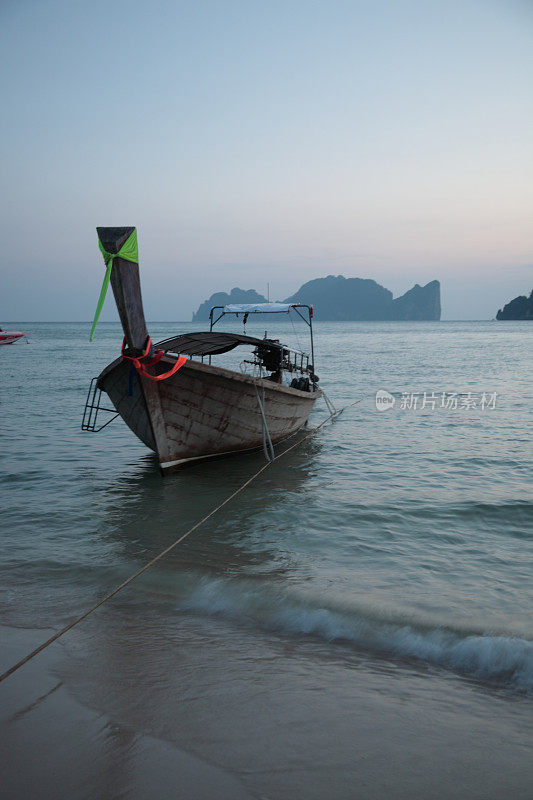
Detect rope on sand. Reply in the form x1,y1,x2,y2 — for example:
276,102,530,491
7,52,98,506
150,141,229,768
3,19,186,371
0,399,360,684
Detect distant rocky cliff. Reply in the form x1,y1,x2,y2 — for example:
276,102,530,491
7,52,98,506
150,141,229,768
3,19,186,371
192,276,441,322
496,290,533,320
284,276,441,321
389,280,441,321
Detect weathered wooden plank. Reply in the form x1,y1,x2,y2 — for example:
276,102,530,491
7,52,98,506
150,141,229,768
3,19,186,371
97,226,171,463
100,356,319,465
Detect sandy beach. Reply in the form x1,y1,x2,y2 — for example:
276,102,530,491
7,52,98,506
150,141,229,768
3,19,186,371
1,626,254,800
2,614,532,800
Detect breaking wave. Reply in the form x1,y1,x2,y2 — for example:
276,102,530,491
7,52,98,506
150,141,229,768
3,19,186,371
178,576,533,692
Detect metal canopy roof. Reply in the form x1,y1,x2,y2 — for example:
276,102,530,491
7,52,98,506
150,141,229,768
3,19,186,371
154,331,283,357
223,302,293,313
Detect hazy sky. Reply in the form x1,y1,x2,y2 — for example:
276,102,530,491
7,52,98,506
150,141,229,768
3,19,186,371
1,0,531,321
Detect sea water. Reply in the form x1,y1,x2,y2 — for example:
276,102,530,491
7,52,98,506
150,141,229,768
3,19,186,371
1,321,532,799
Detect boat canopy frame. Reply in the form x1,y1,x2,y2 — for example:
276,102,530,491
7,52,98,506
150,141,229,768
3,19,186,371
209,303,316,388
154,331,274,358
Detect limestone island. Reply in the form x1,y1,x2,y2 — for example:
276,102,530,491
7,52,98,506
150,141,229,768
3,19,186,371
496,290,533,320
192,277,441,322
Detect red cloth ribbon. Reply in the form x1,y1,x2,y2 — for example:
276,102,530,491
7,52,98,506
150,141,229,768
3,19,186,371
121,337,187,381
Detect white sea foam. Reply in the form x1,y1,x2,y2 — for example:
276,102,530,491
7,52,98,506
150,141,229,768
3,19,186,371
179,576,533,692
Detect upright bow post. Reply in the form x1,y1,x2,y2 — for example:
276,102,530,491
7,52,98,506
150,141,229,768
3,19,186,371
92,227,171,465
92,227,147,350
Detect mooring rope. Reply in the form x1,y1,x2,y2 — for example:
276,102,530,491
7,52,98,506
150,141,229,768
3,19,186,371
321,388,337,416
255,385,275,462
0,399,360,684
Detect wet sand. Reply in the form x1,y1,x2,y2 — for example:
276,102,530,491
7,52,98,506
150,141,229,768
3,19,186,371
0,626,254,800
2,618,532,800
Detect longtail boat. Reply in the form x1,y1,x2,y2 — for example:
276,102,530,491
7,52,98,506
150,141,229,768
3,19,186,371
83,227,322,473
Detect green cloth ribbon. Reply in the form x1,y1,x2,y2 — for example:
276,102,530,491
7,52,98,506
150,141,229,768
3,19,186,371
90,228,138,341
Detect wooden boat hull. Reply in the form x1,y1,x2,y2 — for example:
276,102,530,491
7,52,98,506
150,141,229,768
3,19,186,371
98,356,321,471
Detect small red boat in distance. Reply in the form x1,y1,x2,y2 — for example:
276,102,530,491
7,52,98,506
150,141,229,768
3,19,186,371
0,329,26,345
